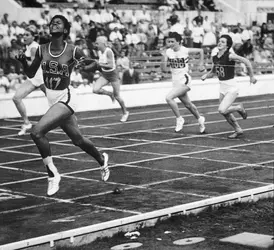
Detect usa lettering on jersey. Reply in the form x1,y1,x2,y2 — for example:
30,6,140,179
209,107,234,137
41,61,69,89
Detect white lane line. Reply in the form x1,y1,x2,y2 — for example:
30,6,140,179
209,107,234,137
0,176,47,186
0,157,41,165
0,164,46,174
0,203,54,215
0,148,40,156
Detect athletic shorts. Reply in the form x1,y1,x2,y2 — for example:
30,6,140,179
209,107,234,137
27,68,44,87
46,87,78,113
219,79,239,96
101,69,119,83
27,76,44,87
172,73,191,89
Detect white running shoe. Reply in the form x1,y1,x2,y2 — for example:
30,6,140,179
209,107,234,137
47,174,61,196
120,111,129,122
18,123,32,136
175,117,185,132
198,116,206,134
101,153,110,182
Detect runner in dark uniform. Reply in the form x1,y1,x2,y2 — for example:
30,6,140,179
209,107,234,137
16,15,110,196
201,34,257,139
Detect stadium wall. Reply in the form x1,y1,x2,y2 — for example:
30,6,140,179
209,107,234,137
0,75,273,119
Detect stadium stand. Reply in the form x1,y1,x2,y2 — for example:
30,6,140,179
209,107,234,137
0,0,274,93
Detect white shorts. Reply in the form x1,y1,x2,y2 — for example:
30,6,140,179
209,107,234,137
28,68,44,87
46,87,78,113
172,73,192,89
219,79,239,96
27,76,43,87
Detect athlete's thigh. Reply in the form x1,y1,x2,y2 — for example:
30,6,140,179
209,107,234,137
219,91,238,111
178,91,191,105
34,103,73,134
59,114,82,140
166,85,190,99
110,80,121,96
219,93,225,103
14,80,36,99
93,76,109,90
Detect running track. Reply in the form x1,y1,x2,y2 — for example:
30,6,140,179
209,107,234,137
0,94,274,246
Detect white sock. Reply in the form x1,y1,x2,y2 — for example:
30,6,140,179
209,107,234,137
43,156,59,177
198,116,204,123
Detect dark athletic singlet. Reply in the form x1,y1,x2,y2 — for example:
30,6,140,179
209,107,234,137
39,42,77,90
212,51,235,81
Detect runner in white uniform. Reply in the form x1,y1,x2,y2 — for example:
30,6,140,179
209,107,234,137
162,32,206,133
12,26,45,135
92,36,129,122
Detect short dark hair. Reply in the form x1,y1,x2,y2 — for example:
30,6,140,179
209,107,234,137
220,34,233,49
49,15,71,40
168,32,182,42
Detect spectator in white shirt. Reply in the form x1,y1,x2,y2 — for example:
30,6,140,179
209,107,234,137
117,50,130,73
169,16,184,36
219,23,229,36
203,16,211,32
138,8,151,23
202,29,216,48
37,11,48,27
0,34,10,48
71,15,83,43
231,27,243,53
102,7,114,24
93,9,104,24
241,25,253,42
192,21,204,48
109,27,123,42
109,16,124,31
131,10,138,27
0,19,9,36
42,5,52,24
120,10,131,29
10,21,25,37
82,8,92,25
0,68,10,93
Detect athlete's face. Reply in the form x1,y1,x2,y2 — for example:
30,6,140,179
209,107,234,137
95,38,106,51
50,18,65,34
168,38,180,50
23,31,34,45
217,37,228,51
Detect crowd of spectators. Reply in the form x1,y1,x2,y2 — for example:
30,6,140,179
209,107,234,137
1,1,274,93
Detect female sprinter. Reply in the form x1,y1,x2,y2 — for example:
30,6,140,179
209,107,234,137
12,26,45,136
201,34,257,139
162,32,206,133
92,36,129,122
15,15,109,196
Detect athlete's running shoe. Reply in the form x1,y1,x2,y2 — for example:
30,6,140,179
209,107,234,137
198,116,206,134
47,174,61,196
227,131,243,139
238,104,248,119
175,117,185,132
101,152,110,182
120,111,129,122
18,123,32,136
